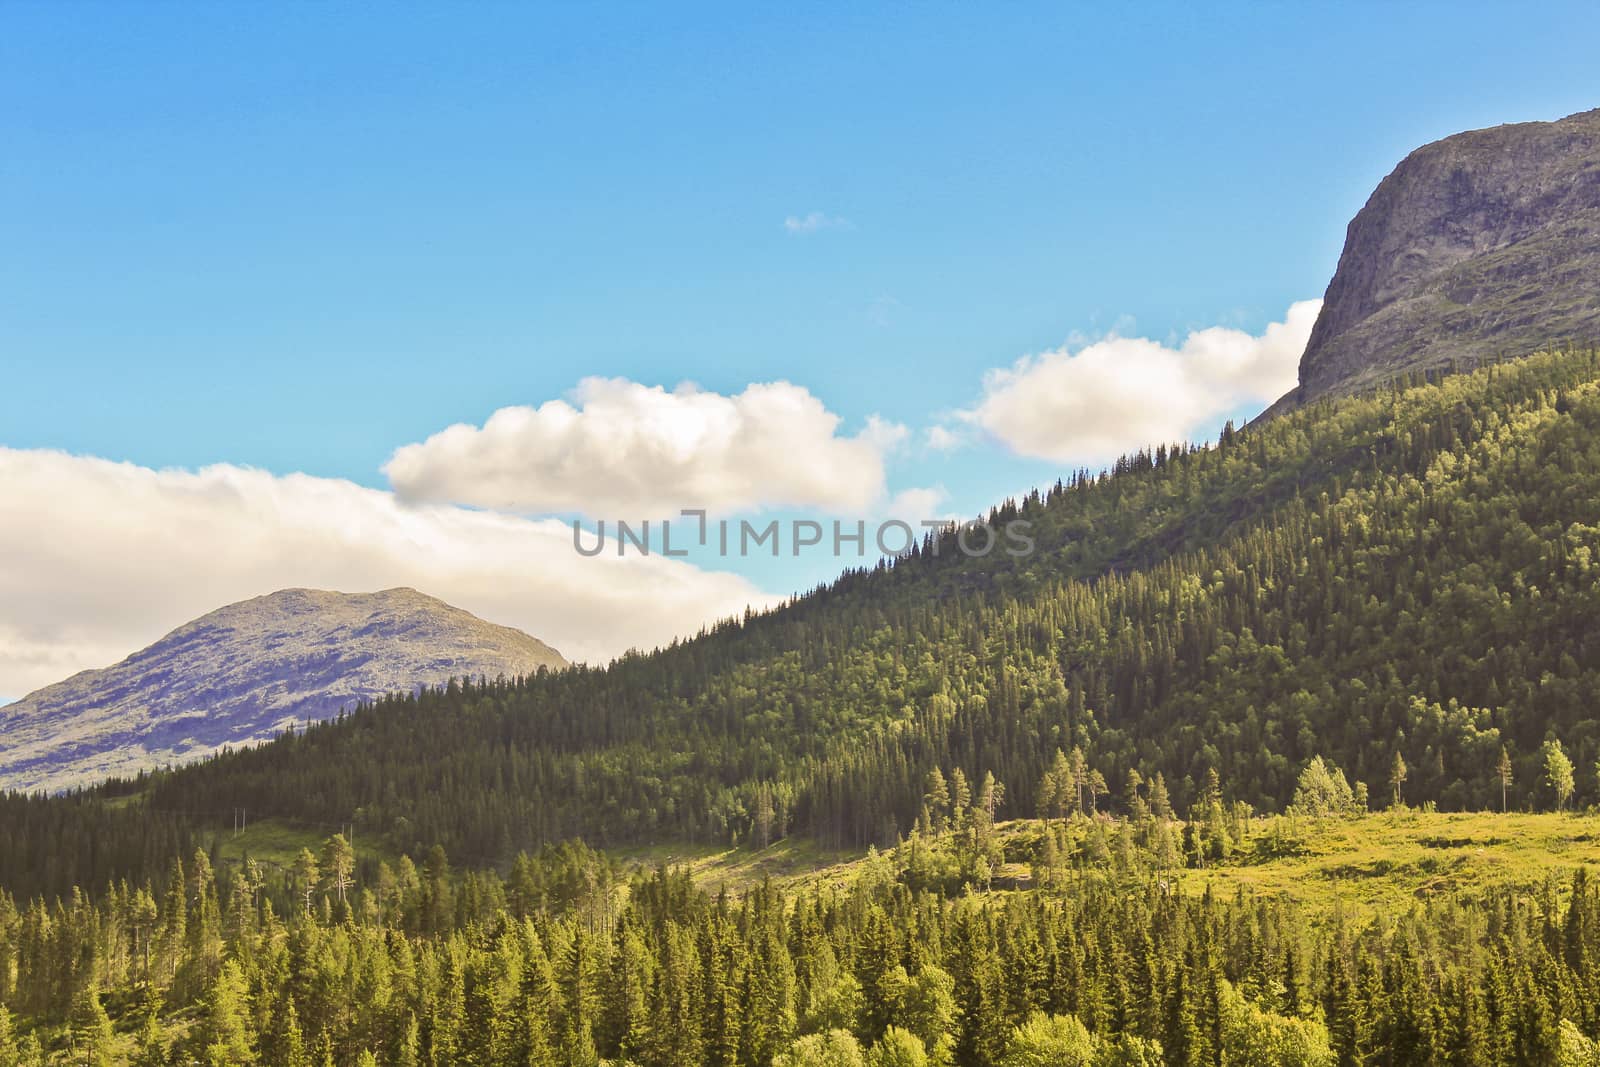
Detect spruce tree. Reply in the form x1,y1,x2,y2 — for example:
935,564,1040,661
69,983,117,1067
0,1005,18,1067
130,992,168,1067
203,959,256,1066
395,1013,421,1067
292,848,320,918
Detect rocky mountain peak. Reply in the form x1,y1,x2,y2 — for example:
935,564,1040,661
0,588,566,793
1280,108,1600,409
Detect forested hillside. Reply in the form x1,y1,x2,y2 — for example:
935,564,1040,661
9,803,1600,1065
7,348,1600,1064
6,347,1600,901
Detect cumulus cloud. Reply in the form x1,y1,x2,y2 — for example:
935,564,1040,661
924,425,966,453
784,211,850,235
884,486,950,525
959,300,1321,463
385,378,905,518
0,448,770,699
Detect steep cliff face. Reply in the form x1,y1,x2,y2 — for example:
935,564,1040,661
1283,108,1600,408
0,588,566,793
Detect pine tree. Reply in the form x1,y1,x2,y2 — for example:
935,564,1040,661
601,923,649,1060
1068,749,1090,813
1039,750,1072,823
925,769,950,833
1087,770,1108,816
423,846,454,935
130,992,169,1067
1163,968,1197,1065
130,889,159,991
158,855,187,987
0,1005,18,1067
293,848,320,917
1036,765,1060,824
1497,746,1514,812
518,924,558,1065
7,1034,42,1067
321,834,356,907
560,927,600,1066
754,783,777,848
395,1013,421,1067
269,996,311,1067
70,983,117,1067
1148,773,1174,821
950,769,972,832
203,959,256,1066
184,847,224,996
1124,768,1147,820
974,773,1005,863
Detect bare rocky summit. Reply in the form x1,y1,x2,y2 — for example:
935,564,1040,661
1273,108,1600,412
0,588,565,793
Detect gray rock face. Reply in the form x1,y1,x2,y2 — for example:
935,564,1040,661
0,588,565,793
1277,108,1600,410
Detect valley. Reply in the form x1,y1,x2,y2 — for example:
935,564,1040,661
5,95,1600,1065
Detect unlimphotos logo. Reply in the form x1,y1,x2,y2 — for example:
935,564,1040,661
573,509,1035,560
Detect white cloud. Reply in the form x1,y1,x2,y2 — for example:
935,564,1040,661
959,300,1321,463
0,448,770,699
859,414,910,453
385,378,906,518
884,486,950,525
784,211,850,235
924,425,966,453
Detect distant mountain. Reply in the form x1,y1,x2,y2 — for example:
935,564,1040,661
0,588,565,793
1269,108,1600,413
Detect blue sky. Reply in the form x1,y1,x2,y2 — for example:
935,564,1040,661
3,2,1599,695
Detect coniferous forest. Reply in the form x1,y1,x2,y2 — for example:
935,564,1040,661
6,348,1600,1063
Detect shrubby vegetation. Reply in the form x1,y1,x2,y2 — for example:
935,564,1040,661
1289,757,1366,818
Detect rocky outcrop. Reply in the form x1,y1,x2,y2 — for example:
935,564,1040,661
0,588,565,793
1277,108,1600,410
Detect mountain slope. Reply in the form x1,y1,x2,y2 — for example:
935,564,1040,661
7,349,1600,901
0,587,565,793
1272,108,1600,412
